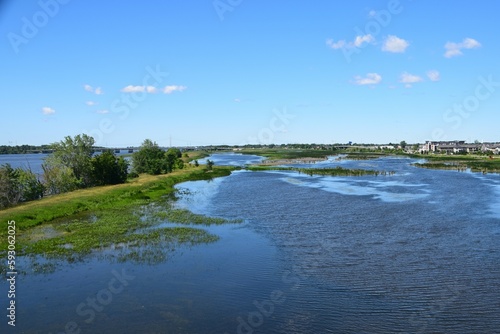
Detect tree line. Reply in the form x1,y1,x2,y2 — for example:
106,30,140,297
0,134,198,210
0,144,52,154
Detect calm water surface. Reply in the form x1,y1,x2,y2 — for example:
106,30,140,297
1,153,499,333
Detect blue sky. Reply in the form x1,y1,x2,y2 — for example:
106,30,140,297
1,0,499,147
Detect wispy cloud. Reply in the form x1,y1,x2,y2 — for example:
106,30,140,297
326,34,374,50
400,72,423,87
84,84,103,95
96,109,109,114
163,85,187,94
444,38,481,58
353,73,382,85
382,35,409,53
42,107,55,115
426,70,440,82
121,85,186,94
86,101,97,106
122,85,149,93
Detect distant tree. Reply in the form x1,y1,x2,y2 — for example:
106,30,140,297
400,140,407,149
194,160,199,167
206,159,214,171
90,150,129,186
132,139,167,175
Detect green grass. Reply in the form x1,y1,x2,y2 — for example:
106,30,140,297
0,166,236,262
246,165,393,176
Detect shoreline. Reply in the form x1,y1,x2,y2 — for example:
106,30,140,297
0,166,237,267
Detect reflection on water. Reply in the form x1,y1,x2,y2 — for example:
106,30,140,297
2,154,500,333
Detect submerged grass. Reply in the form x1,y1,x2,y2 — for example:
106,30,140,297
240,148,340,160
154,209,243,225
0,166,236,265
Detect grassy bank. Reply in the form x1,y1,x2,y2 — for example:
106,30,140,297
0,166,236,264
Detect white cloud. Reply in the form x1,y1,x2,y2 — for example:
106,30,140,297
426,70,440,82
353,73,382,85
382,35,409,53
121,85,186,94
42,107,55,115
121,85,146,93
86,101,97,106
84,84,103,95
444,38,481,58
400,72,423,87
326,39,346,50
96,109,109,114
163,85,187,94
234,98,241,103
146,86,157,93
354,34,375,47
326,34,374,50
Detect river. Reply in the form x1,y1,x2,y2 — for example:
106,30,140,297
1,153,499,333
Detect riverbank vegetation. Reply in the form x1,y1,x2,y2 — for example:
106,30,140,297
413,158,500,173
247,165,393,176
0,135,192,209
0,166,236,269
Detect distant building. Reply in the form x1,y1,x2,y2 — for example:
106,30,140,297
421,141,500,154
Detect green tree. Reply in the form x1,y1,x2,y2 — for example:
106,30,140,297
17,168,44,202
400,140,407,149
132,139,167,175
90,150,129,186
0,164,21,209
42,163,80,195
165,148,182,173
45,134,95,187
0,164,44,208
194,160,199,167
